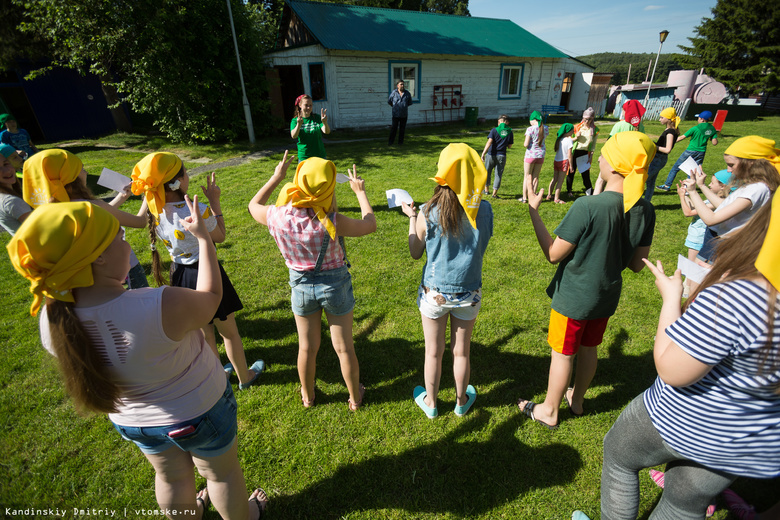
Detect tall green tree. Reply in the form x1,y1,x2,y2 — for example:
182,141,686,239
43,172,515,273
14,0,272,142
678,0,779,96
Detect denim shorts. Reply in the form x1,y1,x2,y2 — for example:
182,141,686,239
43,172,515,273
289,265,355,317
417,285,481,321
112,379,237,456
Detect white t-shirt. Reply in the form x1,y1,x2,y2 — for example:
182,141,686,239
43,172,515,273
157,201,217,265
554,137,574,162
0,192,31,235
711,182,771,235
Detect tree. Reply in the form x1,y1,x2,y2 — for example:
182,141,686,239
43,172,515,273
677,0,779,96
14,0,273,142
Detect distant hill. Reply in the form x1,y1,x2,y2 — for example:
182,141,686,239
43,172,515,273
576,52,687,86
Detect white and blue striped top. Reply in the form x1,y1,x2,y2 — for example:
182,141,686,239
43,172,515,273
643,279,780,478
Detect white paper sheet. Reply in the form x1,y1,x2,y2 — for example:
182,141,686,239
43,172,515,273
677,254,710,284
386,188,413,208
336,173,350,183
98,168,131,193
575,154,591,173
679,156,700,178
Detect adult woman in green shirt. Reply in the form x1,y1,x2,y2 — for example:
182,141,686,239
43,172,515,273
290,94,330,162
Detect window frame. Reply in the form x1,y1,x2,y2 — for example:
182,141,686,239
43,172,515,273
388,60,421,103
498,63,525,100
308,62,327,102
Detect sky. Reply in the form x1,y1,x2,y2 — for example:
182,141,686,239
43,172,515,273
468,0,718,57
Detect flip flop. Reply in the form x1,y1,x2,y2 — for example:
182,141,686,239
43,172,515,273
196,488,210,515
301,387,315,408
238,360,266,390
413,386,438,419
454,385,477,417
348,383,365,411
565,388,584,417
517,399,558,430
249,488,268,519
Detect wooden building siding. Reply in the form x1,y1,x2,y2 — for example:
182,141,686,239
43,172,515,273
265,45,591,130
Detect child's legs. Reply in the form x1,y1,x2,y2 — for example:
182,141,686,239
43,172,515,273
493,155,506,192
550,168,565,199
530,161,543,193
566,166,576,192
662,149,693,187
644,153,668,201
450,315,476,406
191,440,252,520
201,325,220,358
483,155,495,191
421,313,448,409
294,310,323,402
143,448,199,520
214,313,252,385
325,310,361,403
569,346,597,408
652,460,735,520
523,161,533,199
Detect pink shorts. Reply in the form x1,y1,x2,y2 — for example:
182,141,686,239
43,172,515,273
525,157,544,164
554,160,570,171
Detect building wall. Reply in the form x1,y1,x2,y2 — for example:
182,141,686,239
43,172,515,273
265,46,591,129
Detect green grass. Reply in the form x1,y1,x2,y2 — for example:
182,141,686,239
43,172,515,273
2,116,779,519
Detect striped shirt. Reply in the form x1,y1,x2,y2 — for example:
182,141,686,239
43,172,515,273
266,204,344,272
643,279,780,478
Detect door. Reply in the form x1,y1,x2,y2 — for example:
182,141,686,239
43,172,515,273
276,65,305,123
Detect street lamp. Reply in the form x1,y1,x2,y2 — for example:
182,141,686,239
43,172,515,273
644,30,670,109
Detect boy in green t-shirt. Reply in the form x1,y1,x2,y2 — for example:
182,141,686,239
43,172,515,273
656,110,718,191
517,132,656,430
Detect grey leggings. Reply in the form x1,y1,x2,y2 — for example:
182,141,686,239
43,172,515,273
601,395,737,520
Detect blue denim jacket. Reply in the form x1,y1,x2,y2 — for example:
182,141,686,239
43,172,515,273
421,200,493,293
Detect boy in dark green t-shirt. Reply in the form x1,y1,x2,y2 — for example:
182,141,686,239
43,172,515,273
517,132,656,430
657,110,718,191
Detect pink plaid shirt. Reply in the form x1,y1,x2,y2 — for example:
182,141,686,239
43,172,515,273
266,204,344,271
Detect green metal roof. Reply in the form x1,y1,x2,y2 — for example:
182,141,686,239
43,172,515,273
285,0,569,58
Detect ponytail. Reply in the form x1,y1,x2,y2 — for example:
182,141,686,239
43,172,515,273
536,125,545,148
46,300,120,414
554,135,563,153
148,211,168,286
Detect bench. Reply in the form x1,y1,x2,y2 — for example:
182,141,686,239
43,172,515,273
541,105,572,123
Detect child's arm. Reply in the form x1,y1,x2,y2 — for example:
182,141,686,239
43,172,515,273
480,138,494,161
682,178,751,226
657,132,675,154
676,133,688,143
320,108,330,135
692,168,725,207
626,246,651,273
567,145,574,173
528,187,575,263
90,199,147,228
335,165,376,237
523,130,531,149
200,172,225,243
248,150,293,227
401,202,426,259
677,183,697,216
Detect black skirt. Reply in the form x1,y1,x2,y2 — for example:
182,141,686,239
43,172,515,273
171,261,244,323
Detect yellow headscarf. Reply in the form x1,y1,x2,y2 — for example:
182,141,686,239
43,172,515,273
22,149,83,208
600,132,656,212
6,201,120,316
276,157,337,239
724,136,780,176
659,107,681,129
431,143,486,229
131,152,183,218
755,190,779,291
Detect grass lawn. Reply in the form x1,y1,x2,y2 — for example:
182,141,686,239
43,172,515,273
1,116,778,519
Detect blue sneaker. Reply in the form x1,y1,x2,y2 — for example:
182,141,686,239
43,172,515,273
656,184,671,192
454,385,477,417
413,386,438,419
572,511,592,520
238,360,265,390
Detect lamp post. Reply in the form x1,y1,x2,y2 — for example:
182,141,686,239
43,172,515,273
226,0,255,144
644,30,670,109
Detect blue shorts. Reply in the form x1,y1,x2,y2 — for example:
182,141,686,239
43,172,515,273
289,265,354,317
112,379,237,456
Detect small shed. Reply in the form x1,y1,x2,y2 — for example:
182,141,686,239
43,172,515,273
265,0,595,129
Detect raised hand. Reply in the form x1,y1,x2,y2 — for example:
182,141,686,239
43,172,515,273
401,201,416,219
347,164,365,193
528,187,544,210
200,172,220,203
642,258,684,302
321,107,328,124
274,150,293,179
180,195,210,241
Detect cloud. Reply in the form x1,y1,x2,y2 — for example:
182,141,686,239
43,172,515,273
644,5,665,10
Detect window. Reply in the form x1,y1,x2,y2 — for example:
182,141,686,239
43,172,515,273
389,61,421,102
498,64,524,99
562,73,575,93
308,63,326,101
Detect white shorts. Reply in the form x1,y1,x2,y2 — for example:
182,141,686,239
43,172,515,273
417,285,482,321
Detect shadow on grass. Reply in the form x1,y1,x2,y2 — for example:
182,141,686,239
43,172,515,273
272,411,582,519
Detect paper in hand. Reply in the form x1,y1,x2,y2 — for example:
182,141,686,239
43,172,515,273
575,154,591,173
336,173,350,183
98,168,132,193
679,157,700,178
677,254,710,284
386,189,413,208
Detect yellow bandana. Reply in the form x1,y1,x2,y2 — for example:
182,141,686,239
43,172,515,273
276,157,337,239
22,149,83,208
724,136,780,176
431,143,486,229
131,152,183,218
7,201,119,316
756,191,780,291
600,132,656,212
659,107,681,129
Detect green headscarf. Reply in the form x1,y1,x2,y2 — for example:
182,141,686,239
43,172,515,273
530,111,543,124
557,123,574,139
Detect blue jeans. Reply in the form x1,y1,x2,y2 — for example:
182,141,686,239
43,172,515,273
484,154,507,191
644,153,669,201
112,379,237,456
289,265,354,316
661,149,706,188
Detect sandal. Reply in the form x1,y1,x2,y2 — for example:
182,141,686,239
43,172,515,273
517,398,558,430
348,383,365,411
249,488,268,519
301,387,315,408
196,488,210,515
564,387,584,417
